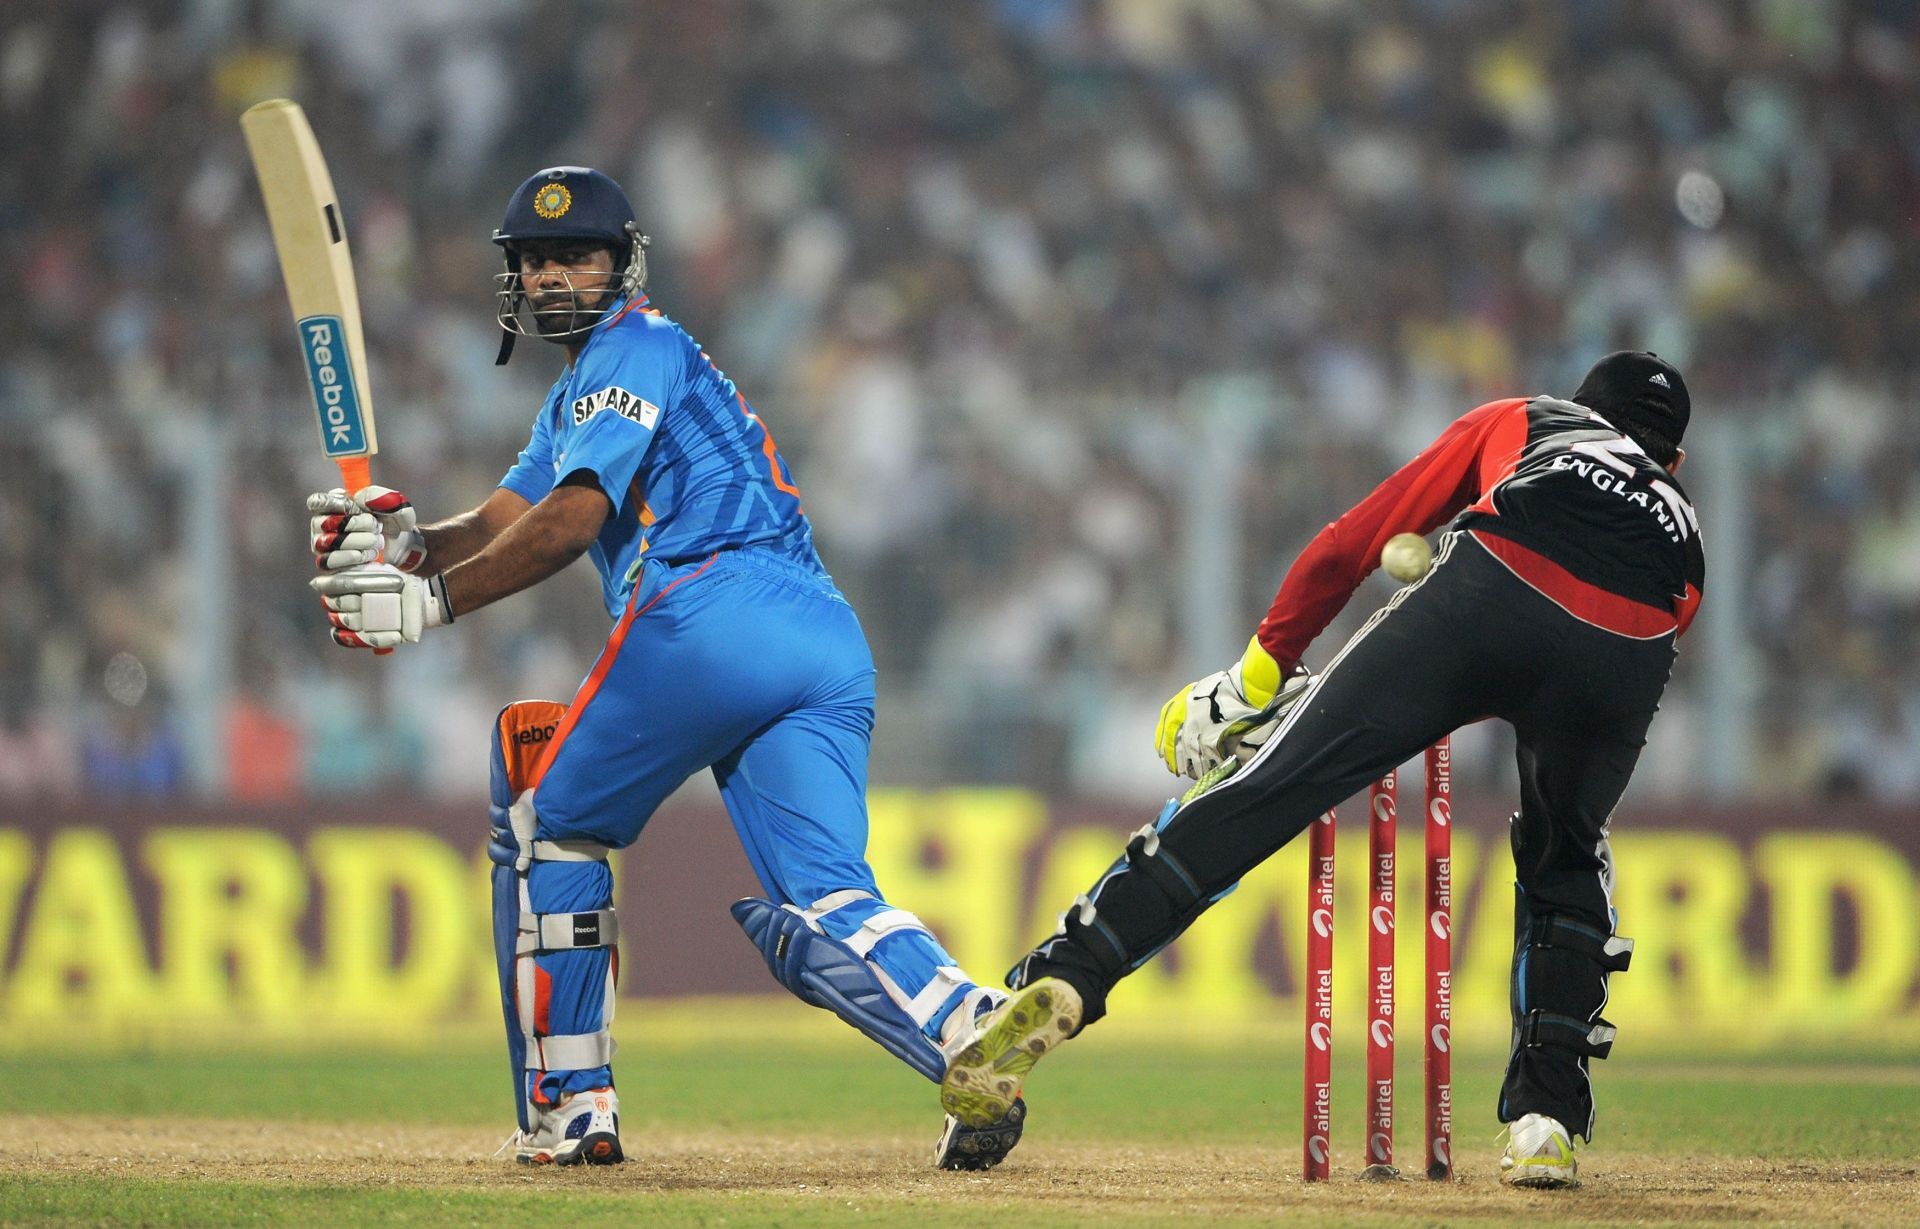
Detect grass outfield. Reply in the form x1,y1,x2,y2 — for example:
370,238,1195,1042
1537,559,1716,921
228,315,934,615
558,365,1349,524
2,1006,1916,1227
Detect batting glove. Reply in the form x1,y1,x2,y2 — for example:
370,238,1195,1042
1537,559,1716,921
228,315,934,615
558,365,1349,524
307,485,427,572
310,564,453,649
1155,636,1312,780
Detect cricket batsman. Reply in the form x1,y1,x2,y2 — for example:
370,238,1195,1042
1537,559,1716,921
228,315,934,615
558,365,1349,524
942,352,1704,1187
305,167,1024,1169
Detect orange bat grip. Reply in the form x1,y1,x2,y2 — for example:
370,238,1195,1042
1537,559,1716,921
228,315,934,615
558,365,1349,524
336,455,372,494
331,454,390,656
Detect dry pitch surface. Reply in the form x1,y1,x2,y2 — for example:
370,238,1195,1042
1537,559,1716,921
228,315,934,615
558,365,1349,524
2,1115,1915,1228
3,1020,1916,1228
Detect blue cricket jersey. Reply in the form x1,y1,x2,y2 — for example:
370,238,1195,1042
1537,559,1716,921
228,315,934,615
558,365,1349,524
498,294,823,618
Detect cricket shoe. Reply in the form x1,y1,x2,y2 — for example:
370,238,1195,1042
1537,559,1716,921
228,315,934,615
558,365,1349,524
1499,1112,1578,1188
504,1086,623,1166
932,988,1026,1170
940,978,1081,1129
934,1095,1027,1171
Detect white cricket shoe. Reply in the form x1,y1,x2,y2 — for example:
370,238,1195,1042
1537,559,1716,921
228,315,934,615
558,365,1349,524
940,978,1081,1129
1500,1112,1578,1188
503,1086,623,1166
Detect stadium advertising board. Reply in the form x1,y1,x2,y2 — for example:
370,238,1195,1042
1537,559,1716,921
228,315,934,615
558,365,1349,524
0,791,1914,1047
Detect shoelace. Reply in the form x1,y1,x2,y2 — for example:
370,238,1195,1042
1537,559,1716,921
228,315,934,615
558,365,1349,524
492,1130,528,1159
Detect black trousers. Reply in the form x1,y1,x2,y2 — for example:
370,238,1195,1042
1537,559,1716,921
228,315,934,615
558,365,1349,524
1013,530,1674,1139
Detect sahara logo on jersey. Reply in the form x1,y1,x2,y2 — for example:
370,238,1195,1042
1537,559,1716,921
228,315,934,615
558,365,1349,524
571,386,661,429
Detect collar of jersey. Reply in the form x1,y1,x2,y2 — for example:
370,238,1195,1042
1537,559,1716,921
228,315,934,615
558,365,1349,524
558,292,651,377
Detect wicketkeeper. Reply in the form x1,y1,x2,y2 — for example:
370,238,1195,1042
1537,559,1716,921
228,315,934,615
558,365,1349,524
943,352,1703,1187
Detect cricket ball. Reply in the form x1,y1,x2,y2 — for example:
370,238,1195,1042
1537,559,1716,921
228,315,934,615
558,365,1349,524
1381,532,1432,583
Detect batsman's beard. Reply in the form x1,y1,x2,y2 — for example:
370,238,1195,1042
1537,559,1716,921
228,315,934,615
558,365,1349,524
531,283,613,340
498,270,619,344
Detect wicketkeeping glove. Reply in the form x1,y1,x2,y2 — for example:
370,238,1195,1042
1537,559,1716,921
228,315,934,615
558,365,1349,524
1155,636,1313,780
310,564,453,649
307,486,427,572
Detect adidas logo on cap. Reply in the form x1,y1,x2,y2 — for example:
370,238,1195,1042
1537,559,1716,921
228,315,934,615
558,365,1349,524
1649,372,1670,388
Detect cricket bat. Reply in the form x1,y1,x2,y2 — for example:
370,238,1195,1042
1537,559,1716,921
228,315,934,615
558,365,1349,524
240,98,378,494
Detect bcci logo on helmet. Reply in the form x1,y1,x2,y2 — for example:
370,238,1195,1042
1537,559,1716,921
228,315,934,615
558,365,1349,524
534,183,573,219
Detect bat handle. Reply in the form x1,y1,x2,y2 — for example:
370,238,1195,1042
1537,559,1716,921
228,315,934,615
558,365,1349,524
336,456,372,494
333,455,392,656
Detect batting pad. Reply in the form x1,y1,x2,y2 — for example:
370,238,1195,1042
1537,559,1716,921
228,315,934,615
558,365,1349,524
731,896,951,1083
488,700,618,1132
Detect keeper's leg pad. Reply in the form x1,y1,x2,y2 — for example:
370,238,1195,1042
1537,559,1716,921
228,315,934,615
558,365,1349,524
489,701,619,1133
1006,801,1234,1027
731,894,961,1083
1499,880,1634,1139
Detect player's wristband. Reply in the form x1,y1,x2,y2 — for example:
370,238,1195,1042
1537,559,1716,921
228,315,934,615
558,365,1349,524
426,572,455,627
1239,635,1281,708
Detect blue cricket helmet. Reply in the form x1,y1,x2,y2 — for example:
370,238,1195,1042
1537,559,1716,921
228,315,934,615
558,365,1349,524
492,166,650,363
495,166,639,252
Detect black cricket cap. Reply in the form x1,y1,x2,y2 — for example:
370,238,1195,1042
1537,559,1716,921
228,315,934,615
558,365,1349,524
1571,351,1690,447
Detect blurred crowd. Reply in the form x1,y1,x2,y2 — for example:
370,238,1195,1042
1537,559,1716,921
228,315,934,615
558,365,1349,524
2,0,1918,805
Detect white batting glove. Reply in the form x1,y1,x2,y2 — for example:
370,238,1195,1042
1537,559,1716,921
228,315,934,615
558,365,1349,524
310,564,453,649
306,485,427,572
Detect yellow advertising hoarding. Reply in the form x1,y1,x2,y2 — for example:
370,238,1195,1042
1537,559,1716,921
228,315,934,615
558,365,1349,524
0,790,1914,1047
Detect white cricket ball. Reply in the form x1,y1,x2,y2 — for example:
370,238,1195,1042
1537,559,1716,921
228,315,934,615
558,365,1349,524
1381,532,1432,583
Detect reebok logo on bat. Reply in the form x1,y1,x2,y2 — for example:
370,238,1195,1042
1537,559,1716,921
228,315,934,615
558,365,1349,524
571,386,660,429
299,316,367,456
